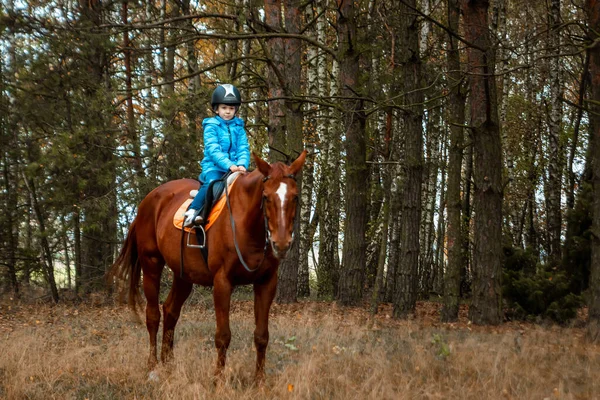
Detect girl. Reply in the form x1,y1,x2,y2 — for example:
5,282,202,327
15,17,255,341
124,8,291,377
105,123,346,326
184,84,250,226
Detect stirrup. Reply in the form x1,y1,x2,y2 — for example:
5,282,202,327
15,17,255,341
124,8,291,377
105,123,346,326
187,225,206,248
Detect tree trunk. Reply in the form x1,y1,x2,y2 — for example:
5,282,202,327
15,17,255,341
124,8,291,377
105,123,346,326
2,2,20,296
462,135,474,295
523,13,541,260
276,0,304,304
297,2,320,298
386,112,403,303
160,2,189,181
317,16,341,299
78,0,117,292
420,108,441,296
365,160,383,292
74,206,82,295
364,0,384,293
337,0,368,306
545,0,563,266
385,167,403,303
434,130,448,295
61,214,72,290
142,0,158,190
586,0,600,343
441,0,467,322
182,0,204,142
121,0,144,204
493,0,518,245
24,203,32,285
462,0,503,325
370,180,391,315
23,175,59,303
565,50,590,253
264,0,287,163
2,147,19,296
420,0,430,56
238,0,252,124
393,0,424,318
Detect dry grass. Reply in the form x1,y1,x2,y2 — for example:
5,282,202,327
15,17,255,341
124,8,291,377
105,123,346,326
1,293,598,400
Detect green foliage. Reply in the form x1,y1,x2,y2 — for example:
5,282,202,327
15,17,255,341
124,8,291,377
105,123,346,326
430,334,451,360
561,180,593,294
502,247,583,324
284,336,299,351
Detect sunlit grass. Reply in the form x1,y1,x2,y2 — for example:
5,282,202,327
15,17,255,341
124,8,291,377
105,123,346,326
0,294,598,399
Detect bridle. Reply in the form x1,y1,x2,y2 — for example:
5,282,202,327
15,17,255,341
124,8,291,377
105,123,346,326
225,173,297,273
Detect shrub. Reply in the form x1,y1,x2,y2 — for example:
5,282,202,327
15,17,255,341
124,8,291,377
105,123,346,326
502,246,583,324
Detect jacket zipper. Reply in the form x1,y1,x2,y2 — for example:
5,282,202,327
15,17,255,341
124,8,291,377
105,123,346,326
227,124,233,159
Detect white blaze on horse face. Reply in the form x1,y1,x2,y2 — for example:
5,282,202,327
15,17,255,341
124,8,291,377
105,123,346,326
276,182,288,224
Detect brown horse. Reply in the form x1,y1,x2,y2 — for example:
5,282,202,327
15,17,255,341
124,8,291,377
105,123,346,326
110,150,307,381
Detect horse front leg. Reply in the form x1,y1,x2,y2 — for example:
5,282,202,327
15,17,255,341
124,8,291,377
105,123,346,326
253,273,277,383
213,271,233,377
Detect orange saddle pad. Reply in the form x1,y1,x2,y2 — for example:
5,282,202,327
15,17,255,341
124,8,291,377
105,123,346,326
173,175,240,233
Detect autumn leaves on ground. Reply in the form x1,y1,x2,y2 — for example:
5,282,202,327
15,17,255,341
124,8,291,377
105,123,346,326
0,292,598,400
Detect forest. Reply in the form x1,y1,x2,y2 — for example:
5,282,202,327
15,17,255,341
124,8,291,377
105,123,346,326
1,0,600,397
2,0,600,326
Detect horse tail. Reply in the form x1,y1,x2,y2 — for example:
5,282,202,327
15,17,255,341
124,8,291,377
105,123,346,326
109,218,142,317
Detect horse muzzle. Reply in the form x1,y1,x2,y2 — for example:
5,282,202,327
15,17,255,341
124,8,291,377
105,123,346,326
271,240,291,259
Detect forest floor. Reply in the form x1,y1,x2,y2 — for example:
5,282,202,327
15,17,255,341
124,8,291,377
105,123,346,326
0,288,598,400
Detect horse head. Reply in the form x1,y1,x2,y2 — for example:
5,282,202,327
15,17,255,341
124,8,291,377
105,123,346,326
254,150,307,259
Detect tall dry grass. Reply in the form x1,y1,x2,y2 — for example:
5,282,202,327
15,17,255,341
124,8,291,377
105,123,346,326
0,294,598,399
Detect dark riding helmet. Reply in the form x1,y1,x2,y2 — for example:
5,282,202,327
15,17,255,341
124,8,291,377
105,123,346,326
211,84,242,111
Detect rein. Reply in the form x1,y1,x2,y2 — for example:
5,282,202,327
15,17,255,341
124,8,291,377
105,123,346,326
225,175,270,273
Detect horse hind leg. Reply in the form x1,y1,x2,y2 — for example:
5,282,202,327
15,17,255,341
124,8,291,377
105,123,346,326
161,276,193,363
141,255,165,370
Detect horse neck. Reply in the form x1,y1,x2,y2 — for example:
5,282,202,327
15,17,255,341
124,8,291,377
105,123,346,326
231,171,264,221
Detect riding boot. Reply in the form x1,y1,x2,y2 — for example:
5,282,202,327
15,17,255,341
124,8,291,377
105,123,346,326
184,208,204,227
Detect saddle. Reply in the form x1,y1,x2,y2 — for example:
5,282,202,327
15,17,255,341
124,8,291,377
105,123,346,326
174,172,242,275
173,172,241,233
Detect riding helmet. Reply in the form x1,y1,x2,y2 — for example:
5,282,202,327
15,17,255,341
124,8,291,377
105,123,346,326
211,84,242,110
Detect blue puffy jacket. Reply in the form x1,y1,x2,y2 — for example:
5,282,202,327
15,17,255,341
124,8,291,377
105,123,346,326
199,115,250,182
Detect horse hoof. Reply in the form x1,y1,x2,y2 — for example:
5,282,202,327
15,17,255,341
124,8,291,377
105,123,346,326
148,370,160,382
254,373,265,387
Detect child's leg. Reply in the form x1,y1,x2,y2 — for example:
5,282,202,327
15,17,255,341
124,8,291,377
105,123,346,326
188,171,225,211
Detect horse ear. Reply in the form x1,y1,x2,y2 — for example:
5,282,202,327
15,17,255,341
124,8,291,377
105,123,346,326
289,150,307,175
253,152,271,177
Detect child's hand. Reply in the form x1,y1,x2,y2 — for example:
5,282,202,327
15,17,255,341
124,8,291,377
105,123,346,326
229,165,246,172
